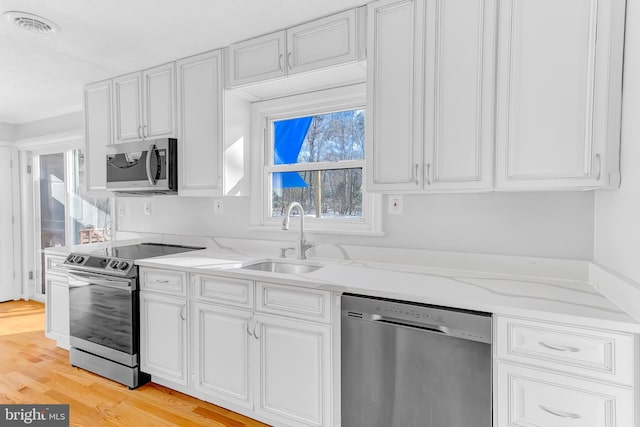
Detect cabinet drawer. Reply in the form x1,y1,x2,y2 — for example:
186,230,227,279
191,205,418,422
496,316,634,386
193,274,254,309
140,268,187,296
45,254,68,277
256,282,330,323
496,362,633,427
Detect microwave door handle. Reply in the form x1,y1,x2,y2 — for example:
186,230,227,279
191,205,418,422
145,143,158,186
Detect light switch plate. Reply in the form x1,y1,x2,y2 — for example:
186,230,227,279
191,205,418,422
143,200,151,216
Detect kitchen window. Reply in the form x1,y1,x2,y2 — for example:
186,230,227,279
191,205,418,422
251,84,381,233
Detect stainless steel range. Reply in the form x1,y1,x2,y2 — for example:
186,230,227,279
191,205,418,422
63,243,203,389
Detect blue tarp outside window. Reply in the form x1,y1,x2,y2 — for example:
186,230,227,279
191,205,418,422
273,117,313,189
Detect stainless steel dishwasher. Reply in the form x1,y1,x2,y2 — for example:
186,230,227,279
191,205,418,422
341,294,492,427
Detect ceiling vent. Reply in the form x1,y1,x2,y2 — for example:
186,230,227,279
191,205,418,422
3,11,59,34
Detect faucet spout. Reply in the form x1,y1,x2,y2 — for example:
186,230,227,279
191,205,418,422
282,202,312,259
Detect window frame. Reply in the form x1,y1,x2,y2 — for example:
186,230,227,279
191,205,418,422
250,83,382,234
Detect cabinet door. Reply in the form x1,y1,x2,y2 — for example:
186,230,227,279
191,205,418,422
227,31,286,87
495,0,624,190
176,50,224,196
287,9,357,75
496,362,634,427
84,80,112,193
139,292,188,385
423,0,496,191
366,0,423,191
254,314,331,427
142,63,176,139
45,277,69,349
113,72,143,143
193,302,253,409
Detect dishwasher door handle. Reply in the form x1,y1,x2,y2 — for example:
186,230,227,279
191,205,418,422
371,314,451,335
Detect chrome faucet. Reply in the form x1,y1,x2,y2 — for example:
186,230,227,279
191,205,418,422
282,202,313,259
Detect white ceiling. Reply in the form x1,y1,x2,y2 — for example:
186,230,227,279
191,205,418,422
0,0,366,124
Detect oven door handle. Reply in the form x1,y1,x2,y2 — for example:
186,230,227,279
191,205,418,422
67,271,133,291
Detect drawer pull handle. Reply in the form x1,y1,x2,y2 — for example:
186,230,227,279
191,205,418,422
154,279,170,283
539,405,581,419
538,341,580,352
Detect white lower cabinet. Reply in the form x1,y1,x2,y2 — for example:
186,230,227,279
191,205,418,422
494,315,637,427
254,314,331,427
45,277,69,349
44,254,69,349
190,274,333,427
496,362,634,427
139,292,188,386
193,302,254,409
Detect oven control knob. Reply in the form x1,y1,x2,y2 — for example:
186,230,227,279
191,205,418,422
119,262,130,270
110,260,119,269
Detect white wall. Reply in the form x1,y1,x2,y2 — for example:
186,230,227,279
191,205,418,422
15,111,83,141
0,122,17,142
117,191,595,259
594,1,640,282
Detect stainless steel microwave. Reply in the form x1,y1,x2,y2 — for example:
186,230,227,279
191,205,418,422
106,138,177,194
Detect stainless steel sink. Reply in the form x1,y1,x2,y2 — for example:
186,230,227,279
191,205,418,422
241,261,322,274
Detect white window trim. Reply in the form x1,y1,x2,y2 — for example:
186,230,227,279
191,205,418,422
250,83,382,235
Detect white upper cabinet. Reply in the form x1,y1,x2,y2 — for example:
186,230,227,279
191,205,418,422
367,0,625,193
176,50,224,196
367,0,496,192
143,63,176,139
228,31,287,87
495,0,625,190
113,63,176,143
112,72,142,143
422,0,496,191
84,79,112,193
228,8,362,88
366,0,422,191
287,9,358,75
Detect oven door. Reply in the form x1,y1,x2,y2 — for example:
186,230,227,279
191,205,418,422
68,270,139,367
105,139,176,192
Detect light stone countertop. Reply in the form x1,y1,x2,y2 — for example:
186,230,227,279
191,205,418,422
135,242,640,334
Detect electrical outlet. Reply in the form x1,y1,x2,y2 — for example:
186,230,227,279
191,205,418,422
118,204,126,217
214,199,223,214
388,196,403,215
143,200,151,216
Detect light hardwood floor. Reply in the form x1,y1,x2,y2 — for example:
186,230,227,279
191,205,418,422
0,300,269,427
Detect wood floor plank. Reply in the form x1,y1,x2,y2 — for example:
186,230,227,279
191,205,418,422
0,300,271,426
